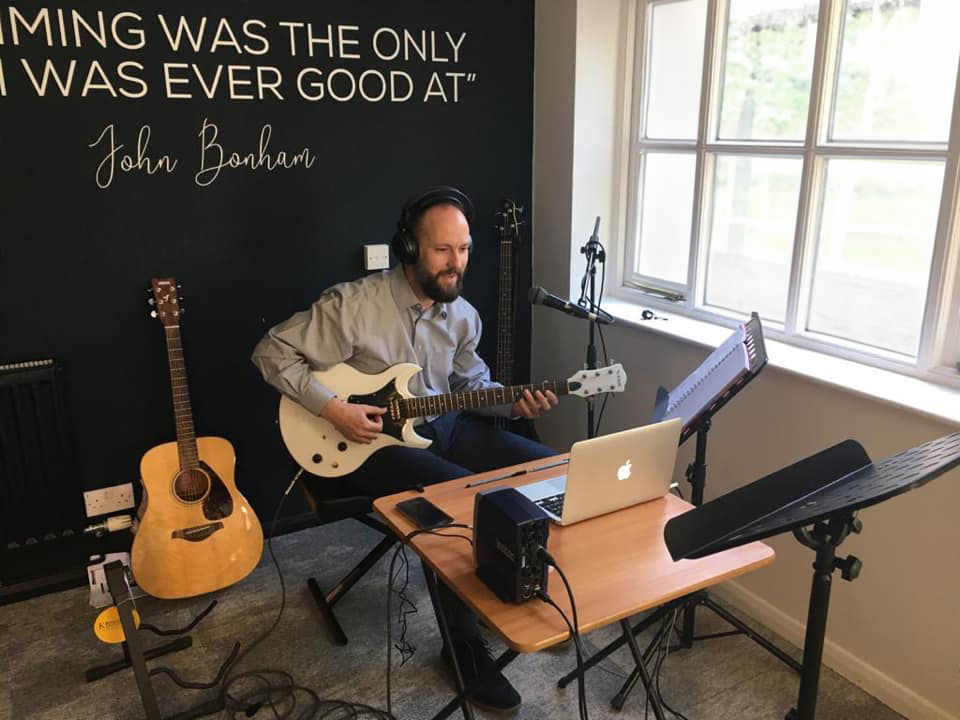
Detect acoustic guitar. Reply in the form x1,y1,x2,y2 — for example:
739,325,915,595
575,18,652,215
279,361,627,477
131,278,263,599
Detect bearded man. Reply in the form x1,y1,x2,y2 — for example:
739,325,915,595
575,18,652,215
252,186,557,713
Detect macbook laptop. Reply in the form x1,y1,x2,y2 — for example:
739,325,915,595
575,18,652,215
517,418,682,525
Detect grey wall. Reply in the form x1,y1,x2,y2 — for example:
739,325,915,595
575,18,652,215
532,2,960,718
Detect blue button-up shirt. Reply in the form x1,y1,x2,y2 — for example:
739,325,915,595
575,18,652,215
251,266,507,420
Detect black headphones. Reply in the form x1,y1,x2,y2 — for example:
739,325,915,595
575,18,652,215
391,185,474,265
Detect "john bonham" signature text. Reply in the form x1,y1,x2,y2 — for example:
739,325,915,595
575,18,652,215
88,119,316,189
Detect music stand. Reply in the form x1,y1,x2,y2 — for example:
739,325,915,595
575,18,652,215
664,431,960,720
557,314,793,712
650,313,800,672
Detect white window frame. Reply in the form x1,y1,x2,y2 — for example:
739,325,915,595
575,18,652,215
615,0,960,386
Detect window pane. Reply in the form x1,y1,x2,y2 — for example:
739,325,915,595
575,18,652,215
808,159,944,356
705,155,803,320
636,153,697,284
833,0,960,143
646,0,708,139
718,1,819,141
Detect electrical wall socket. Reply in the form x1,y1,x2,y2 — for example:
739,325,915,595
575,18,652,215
363,243,390,271
84,482,135,517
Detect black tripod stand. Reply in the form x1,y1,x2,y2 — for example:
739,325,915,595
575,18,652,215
653,313,798,670
559,313,800,711
665,431,960,719
674,418,801,672
577,216,610,440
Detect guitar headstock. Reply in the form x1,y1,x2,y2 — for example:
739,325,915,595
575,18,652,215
148,277,183,327
566,363,627,398
495,198,525,244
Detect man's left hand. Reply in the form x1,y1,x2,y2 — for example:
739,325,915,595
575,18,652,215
511,388,558,420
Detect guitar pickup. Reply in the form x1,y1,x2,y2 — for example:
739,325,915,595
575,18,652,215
171,522,224,542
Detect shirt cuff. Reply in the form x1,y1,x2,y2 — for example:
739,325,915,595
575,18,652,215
298,378,336,416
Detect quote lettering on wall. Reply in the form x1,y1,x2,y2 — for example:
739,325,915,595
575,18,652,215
0,7,478,188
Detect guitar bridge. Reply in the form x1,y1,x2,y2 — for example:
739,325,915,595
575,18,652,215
171,522,224,542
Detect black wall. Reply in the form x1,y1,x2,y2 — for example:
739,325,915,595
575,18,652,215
0,1,535,527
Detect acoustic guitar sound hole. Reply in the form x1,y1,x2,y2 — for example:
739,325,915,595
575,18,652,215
173,467,211,503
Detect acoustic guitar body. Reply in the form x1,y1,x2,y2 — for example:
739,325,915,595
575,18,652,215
131,436,263,599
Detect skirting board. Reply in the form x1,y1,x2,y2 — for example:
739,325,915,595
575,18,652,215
714,581,958,720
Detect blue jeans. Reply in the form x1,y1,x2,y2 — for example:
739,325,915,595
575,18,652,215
344,412,556,638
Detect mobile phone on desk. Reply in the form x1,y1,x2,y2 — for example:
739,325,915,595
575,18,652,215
395,497,454,529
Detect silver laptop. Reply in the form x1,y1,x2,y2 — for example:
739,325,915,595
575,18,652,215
517,418,682,525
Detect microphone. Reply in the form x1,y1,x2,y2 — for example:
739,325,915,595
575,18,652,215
528,286,613,324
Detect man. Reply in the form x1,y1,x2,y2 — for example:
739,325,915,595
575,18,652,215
252,186,558,712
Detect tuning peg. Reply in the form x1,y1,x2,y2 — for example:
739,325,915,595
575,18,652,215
150,310,157,318
147,298,155,306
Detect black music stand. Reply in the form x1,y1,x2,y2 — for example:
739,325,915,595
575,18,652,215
664,431,960,720
653,314,800,672
557,313,794,712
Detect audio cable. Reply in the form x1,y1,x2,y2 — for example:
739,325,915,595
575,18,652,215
535,547,589,720
384,524,474,717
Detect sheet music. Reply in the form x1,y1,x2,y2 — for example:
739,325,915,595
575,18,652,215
663,324,752,425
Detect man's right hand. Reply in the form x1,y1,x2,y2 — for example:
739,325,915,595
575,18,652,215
321,398,387,444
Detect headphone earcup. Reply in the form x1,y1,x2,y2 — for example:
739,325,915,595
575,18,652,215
391,227,418,264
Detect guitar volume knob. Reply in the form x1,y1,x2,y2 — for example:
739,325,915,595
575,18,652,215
312,454,322,464
337,442,348,452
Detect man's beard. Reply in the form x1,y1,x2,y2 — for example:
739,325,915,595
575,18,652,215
416,264,464,304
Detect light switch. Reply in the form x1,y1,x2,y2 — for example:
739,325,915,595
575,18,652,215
364,243,390,270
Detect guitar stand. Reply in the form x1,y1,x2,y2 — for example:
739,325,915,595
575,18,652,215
663,431,960,720
86,560,223,720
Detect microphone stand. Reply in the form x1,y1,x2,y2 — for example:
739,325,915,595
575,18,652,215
578,217,604,439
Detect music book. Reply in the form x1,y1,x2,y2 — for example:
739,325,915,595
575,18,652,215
652,312,767,439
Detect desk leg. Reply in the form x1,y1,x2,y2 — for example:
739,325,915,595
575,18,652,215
423,569,476,720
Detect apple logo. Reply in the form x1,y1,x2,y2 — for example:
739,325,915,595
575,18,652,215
617,459,632,481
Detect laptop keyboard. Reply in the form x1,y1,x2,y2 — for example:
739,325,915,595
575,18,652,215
535,493,565,518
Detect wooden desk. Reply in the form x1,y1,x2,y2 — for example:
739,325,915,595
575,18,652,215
374,455,774,654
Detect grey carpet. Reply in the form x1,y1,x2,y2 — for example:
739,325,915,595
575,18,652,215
0,520,905,720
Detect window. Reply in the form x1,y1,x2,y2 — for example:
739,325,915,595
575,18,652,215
622,0,960,382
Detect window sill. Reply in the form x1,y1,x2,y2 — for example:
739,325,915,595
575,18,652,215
603,298,960,428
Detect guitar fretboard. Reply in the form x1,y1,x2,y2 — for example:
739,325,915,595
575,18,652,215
163,326,199,469
495,236,515,387
400,381,568,419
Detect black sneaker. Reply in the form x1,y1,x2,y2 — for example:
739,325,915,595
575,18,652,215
441,635,521,713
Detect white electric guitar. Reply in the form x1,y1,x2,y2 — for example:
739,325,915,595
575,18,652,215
279,362,627,477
